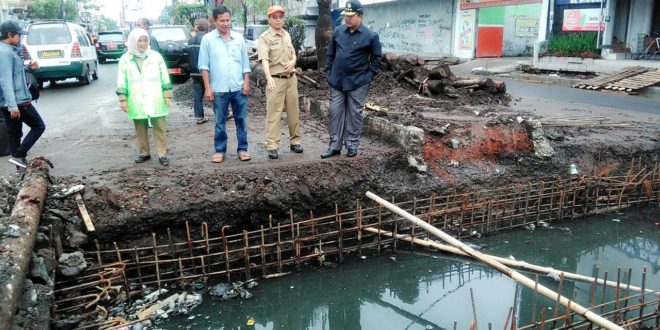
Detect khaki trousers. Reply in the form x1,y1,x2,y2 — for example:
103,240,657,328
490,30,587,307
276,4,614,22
134,117,167,158
265,75,300,150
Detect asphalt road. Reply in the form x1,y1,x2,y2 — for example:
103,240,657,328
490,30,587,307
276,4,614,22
0,62,383,177
504,79,660,118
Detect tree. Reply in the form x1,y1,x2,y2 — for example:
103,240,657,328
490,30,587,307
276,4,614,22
28,0,80,21
284,17,305,56
97,15,119,32
315,0,332,70
222,0,270,30
163,3,213,28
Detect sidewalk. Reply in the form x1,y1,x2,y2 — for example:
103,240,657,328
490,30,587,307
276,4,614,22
450,57,660,98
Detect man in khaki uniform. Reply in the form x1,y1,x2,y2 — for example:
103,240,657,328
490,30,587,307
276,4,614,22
258,5,303,160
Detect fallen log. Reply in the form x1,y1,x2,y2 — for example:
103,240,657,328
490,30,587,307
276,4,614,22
0,159,50,330
296,55,317,70
427,64,454,80
366,191,624,330
452,77,506,93
362,227,652,293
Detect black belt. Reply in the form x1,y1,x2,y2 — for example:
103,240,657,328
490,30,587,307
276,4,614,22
271,73,293,79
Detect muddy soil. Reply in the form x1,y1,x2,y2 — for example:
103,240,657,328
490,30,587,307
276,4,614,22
1,64,658,243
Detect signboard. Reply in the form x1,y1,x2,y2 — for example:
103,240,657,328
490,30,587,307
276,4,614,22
459,10,476,50
556,0,603,4
460,0,541,10
562,8,605,31
515,17,539,37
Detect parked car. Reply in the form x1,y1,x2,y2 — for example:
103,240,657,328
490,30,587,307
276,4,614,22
96,31,126,63
23,21,99,87
244,24,267,53
150,25,191,83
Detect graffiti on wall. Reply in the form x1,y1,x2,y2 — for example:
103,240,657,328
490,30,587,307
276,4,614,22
368,13,452,54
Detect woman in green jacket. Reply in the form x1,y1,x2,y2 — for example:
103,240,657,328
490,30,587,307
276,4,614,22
117,28,172,166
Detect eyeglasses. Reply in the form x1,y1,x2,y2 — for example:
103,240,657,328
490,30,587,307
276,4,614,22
270,15,284,20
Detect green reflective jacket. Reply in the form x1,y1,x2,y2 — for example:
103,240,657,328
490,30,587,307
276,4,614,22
116,50,172,120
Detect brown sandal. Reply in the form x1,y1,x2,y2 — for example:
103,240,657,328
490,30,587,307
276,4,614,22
212,153,224,163
196,118,208,124
238,151,251,161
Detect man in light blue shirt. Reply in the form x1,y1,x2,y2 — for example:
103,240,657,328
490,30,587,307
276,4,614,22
199,6,252,163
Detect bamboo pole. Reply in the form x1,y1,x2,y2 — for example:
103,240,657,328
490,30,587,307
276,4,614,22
366,191,624,330
362,227,652,294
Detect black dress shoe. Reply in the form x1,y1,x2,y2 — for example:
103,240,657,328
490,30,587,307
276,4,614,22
320,149,341,159
347,148,358,157
290,144,304,153
268,149,279,159
135,155,151,163
159,156,170,166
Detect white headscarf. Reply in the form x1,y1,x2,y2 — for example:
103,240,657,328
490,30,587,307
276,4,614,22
127,28,150,58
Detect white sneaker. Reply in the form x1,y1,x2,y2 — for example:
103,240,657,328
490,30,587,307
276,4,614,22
8,157,27,168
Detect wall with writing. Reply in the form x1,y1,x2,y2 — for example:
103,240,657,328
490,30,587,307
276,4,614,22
364,0,454,56
502,4,542,56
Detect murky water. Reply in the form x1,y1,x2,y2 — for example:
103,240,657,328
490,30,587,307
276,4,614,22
161,208,659,330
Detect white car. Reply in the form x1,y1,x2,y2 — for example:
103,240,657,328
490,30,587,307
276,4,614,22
244,24,268,53
23,21,99,87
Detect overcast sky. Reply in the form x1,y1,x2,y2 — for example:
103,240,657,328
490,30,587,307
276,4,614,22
94,0,169,23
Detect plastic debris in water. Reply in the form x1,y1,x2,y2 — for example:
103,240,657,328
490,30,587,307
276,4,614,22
612,218,620,223
569,164,578,175
246,317,255,326
508,255,516,260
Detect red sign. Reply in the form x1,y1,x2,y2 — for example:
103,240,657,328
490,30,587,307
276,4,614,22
562,9,605,32
460,0,542,10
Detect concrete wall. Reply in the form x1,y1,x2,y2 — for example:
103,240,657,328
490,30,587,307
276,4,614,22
363,0,454,56
625,0,652,52
502,4,542,56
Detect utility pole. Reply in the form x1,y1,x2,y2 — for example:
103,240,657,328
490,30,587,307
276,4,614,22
60,0,65,20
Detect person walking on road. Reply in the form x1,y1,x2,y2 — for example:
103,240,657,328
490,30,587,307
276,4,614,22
0,20,46,169
188,18,210,125
136,18,160,53
116,28,173,166
258,5,303,160
321,0,382,159
198,6,252,163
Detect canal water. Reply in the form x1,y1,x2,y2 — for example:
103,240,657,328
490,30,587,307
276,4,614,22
161,208,659,329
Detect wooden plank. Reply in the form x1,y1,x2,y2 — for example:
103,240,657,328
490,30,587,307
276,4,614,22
573,66,649,89
74,192,95,232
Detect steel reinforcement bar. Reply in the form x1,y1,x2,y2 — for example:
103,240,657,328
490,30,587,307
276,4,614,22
53,160,659,328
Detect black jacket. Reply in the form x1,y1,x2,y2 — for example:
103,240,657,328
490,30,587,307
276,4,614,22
187,31,206,77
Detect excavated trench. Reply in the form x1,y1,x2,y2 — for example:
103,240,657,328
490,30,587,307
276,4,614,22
2,70,659,329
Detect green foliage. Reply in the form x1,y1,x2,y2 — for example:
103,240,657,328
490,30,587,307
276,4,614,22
284,16,306,55
546,33,599,58
223,0,271,29
97,15,119,32
28,0,80,21
162,4,213,29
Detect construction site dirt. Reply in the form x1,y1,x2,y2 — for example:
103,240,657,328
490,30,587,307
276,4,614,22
2,60,657,240
0,58,658,329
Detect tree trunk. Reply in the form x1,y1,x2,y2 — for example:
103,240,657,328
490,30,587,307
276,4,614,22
452,78,506,93
315,0,332,70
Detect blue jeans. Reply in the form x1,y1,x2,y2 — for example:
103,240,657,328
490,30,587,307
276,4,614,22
212,91,248,154
3,103,45,158
192,78,205,119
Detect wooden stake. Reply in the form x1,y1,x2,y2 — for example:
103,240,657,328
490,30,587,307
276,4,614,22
74,192,95,232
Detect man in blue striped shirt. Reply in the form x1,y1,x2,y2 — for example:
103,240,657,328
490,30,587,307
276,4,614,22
199,6,252,163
